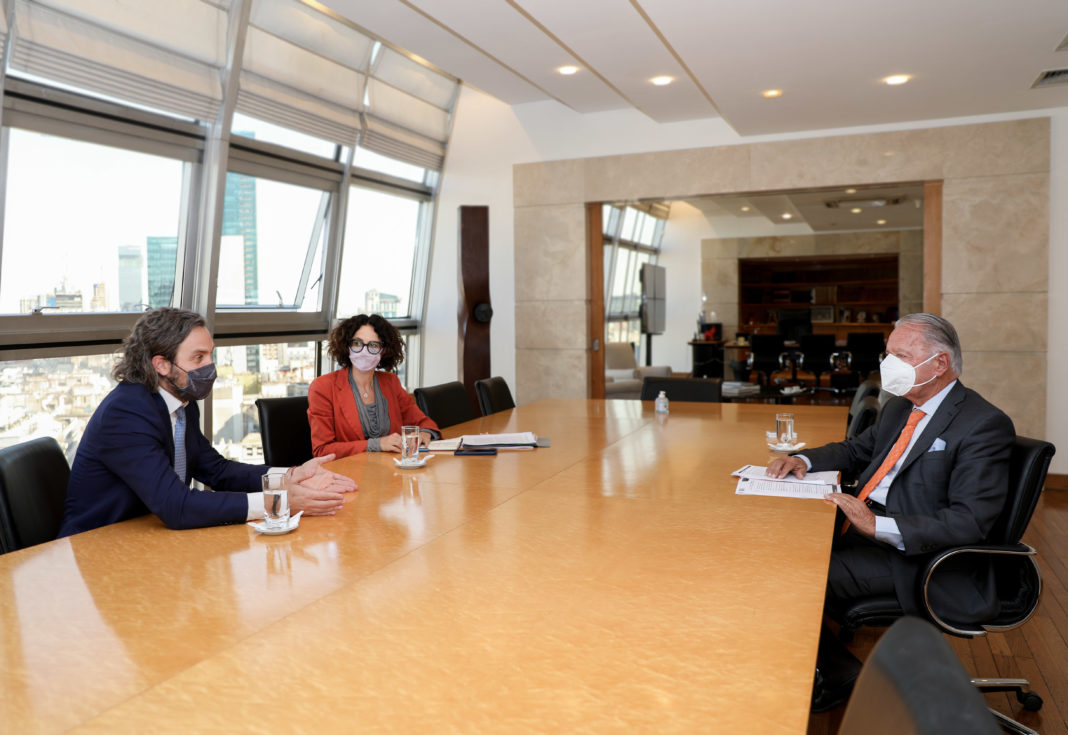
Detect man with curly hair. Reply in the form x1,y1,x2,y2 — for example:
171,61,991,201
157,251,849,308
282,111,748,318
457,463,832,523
60,308,356,536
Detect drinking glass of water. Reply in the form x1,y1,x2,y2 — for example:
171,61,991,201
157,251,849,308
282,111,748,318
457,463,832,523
262,474,290,530
401,425,422,465
775,412,796,446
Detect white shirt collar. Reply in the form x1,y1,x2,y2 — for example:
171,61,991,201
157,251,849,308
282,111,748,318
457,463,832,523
158,386,188,415
915,379,957,417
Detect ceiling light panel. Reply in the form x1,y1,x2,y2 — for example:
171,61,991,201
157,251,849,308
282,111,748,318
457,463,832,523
508,0,717,123
637,0,1068,135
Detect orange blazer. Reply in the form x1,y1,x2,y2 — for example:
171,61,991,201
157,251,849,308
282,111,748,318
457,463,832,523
307,369,439,457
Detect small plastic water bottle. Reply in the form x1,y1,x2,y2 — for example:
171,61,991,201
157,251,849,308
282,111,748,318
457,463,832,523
654,390,669,414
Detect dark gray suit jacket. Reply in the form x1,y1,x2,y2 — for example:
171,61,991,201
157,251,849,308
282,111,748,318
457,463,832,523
803,381,1014,621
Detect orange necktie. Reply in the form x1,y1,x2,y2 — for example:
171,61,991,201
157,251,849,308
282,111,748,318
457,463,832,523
842,408,926,534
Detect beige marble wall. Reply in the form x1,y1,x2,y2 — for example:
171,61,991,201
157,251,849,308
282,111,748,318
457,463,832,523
702,231,924,341
513,118,1050,438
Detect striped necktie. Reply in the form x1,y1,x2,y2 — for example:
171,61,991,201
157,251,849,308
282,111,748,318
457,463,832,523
174,407,187,485
842,407,925,534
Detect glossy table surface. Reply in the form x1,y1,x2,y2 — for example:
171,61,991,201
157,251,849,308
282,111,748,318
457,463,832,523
1,399,847,734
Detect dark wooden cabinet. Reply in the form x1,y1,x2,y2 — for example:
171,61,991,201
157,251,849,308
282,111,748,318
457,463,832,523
738,254,898,341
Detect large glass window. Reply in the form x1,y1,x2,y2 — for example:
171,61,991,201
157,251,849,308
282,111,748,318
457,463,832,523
0,129,187,314
211,341,319,462
602,204,667,362
0,354,118,462
336,186,425,319
215,174,329,311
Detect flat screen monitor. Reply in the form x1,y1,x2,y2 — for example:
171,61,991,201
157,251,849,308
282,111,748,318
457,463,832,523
640,263,666,335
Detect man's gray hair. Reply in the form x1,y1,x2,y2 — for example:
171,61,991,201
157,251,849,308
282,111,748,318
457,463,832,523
894,313,963,375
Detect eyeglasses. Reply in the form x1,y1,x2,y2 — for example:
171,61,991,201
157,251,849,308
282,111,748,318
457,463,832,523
350,338,383,355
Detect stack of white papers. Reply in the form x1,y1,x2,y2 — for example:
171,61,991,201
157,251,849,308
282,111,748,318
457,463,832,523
732,464,841,499
722,381,761,397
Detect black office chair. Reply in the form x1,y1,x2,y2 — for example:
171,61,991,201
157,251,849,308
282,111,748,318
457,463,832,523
639,376,722,403
838,616,1000,735
837,332,886,382
797,333,837,388
255,396,313,467
845,396,881,440
745,334,788,387
845,377,883,432
0,437,70,553
413,381,477,429
776,307,812,342
837,436,1055,731
474,376,516,416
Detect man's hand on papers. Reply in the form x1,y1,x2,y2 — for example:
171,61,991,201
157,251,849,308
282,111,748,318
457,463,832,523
766,455,808,479
824,493,876,537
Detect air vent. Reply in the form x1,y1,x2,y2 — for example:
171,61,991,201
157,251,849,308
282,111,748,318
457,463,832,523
1032,69,1068,89
824,196,906,209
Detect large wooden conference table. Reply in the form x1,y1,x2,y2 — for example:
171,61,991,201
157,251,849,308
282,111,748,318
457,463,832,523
1,399,848,734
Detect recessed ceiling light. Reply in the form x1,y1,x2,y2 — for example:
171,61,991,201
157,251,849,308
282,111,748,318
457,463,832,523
762,89,783,98
851,207,862,214
883,74,911,86
740,205,751,212
781,213,792,220
650,75,674,86
876,219,887,225
557,65,579,76
845,188,857,194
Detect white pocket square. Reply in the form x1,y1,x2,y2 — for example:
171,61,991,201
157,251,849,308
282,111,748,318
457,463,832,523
928,437,946,452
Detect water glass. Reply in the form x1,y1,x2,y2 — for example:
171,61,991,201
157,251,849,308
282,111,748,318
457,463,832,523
262,474,290,530
775,412,796,445
401,425,422,465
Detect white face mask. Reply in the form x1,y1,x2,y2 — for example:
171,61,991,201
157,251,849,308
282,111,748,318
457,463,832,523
879,352,939,396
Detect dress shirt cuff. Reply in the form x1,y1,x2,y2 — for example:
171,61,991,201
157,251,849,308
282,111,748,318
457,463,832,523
874,515,905,551
795,454,813,470
247,492,264,522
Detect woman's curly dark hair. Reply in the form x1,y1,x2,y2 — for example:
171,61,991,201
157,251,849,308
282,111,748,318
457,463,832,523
328,314,405,372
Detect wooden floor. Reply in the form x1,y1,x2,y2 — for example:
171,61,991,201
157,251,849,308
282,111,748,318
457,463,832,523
808,489,1068,734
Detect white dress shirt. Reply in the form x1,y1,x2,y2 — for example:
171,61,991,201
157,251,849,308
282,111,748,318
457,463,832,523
159,389,273,521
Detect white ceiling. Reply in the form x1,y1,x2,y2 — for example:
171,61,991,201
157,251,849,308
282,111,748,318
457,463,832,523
326,0,1068,135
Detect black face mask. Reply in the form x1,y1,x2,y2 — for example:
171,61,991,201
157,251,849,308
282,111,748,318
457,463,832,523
166,362,217,401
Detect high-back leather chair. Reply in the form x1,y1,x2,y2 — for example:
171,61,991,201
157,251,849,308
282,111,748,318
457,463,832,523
639,376,722,403
845,378,883,431
842,332,886,380
474,377,516,416
837,436,1055,729
845,396,880,440
0,437,70,553
838,617,1000,735
413,381,477,429
745,334,788,386
255,396,313,467
798,333,837,388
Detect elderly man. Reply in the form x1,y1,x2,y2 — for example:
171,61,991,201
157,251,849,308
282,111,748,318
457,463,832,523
60,308,357,536
767,313,1015,711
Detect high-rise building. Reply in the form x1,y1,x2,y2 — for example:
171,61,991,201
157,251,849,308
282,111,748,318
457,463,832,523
118,245,144,311
222,168,259,371
146,236,177,309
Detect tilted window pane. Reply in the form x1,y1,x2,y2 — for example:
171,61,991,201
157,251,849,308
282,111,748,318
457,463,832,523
1,129,185,314
232,113,339,159
210,342,318,462
336,186,421,319
353,147,428,184
0,354,118,463
215,173,328,311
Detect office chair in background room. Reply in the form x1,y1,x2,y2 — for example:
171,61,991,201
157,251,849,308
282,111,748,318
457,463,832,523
838,616,1000,735
837,436,1055,734
0,437,70,554
745,334,788,386
413,381,477,429
639,376,722,403
474,377,515,416
255,396,313,467
776,307,813,342
797,333,837,388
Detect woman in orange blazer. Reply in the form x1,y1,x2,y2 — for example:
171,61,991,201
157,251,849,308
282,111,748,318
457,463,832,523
308,314,439,457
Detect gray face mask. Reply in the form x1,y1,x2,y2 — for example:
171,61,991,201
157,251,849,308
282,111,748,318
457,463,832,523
167,362,217,401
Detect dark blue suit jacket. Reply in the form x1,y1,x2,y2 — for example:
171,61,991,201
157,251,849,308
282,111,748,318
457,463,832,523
60,382,268,536
804,381,1015,620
